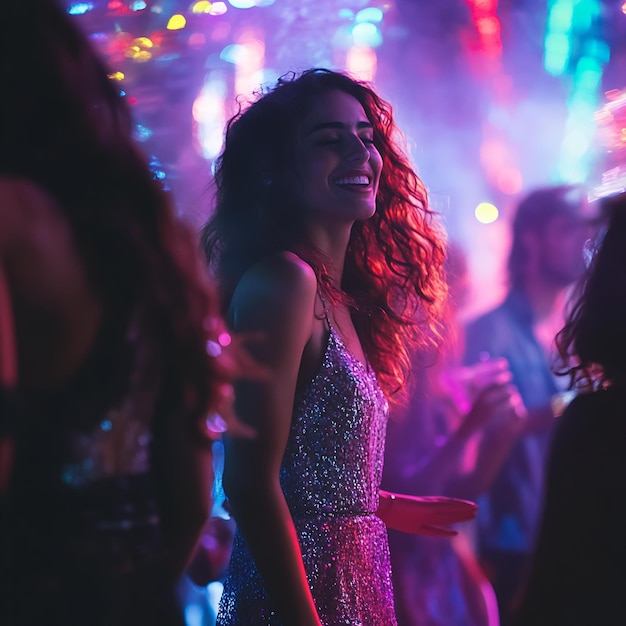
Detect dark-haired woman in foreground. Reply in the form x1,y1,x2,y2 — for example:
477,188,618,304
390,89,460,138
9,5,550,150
202,68,476,626
514,192,626,626
0,2,244,624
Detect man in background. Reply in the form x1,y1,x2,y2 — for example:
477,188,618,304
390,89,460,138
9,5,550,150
464,184,599,625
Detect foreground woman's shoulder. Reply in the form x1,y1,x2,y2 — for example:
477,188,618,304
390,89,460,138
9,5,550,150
228,251,318,338
252,250,316,282
235,251,317,304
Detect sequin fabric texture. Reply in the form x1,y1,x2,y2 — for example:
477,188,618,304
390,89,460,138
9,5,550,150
217,325,397,626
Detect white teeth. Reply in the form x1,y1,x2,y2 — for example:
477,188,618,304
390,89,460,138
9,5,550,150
335,175,369,186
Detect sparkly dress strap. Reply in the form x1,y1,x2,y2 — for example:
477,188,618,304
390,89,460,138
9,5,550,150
317,290,332,329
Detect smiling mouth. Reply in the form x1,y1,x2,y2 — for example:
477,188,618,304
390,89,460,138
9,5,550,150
333,175,371,187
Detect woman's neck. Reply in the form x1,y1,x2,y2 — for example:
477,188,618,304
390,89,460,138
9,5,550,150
304,220,353,285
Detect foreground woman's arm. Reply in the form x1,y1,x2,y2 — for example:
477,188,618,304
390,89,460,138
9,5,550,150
222,251,323,626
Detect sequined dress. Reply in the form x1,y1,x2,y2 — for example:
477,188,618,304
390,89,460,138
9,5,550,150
217,324,397,626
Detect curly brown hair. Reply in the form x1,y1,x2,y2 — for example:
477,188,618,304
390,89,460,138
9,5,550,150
202,68,447,399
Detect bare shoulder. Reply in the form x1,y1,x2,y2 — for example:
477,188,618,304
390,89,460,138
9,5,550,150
237,251,316,293
230,251,317,337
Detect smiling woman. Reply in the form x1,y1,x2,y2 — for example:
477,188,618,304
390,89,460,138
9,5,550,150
201,68,458,626
296,91,383,226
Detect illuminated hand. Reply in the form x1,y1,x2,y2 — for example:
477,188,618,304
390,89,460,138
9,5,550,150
377,490,477,537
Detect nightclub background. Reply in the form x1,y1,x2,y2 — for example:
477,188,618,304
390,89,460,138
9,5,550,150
54,2,625,621
60,0,626,319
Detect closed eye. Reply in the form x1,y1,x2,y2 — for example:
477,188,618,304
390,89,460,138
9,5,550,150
315,133,374,147
316,137,341,145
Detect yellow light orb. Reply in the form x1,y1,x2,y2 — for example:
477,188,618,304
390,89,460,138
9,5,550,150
191,1,212,13
132,50,152,62
475,202,499,224
132,36,153,48
107,71,125,81
167,14,187,30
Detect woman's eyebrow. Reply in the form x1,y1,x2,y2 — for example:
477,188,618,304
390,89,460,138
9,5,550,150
306,120,373,135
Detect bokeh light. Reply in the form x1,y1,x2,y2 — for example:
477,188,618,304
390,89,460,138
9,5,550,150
166,14,187,30
355,7,383,24
351,23,383,48
67,2,94,14
496,168,523,195
474,202,499,224
190,1,212,13
346,45,377,82
228,0,256,8
209,1,228,14
193,71,227,159
61,0,626,317
126,37,154,62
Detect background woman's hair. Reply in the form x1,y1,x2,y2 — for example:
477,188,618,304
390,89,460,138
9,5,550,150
202,68,447,399
0,0,227,437
556,192,626,390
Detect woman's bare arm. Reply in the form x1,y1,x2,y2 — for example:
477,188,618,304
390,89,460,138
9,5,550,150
222,251,322,626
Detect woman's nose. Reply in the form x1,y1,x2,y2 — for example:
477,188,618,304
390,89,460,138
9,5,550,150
345,135,369,164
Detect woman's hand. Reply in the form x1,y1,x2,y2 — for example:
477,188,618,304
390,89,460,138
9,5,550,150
377,490,477,536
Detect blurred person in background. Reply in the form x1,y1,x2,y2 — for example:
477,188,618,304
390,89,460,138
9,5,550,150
513,191,624,626
383,241,526,626
0,2,248,624
463,184,599,625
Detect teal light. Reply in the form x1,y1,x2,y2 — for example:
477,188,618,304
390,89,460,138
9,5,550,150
584,38,611,64
544,33,571,75
355,7,383,24
571,0,601,31
219,44,246,64
548,0,574,32
574,56,603,93
228,0,256,8
67,2,93,14
351,23,383,48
